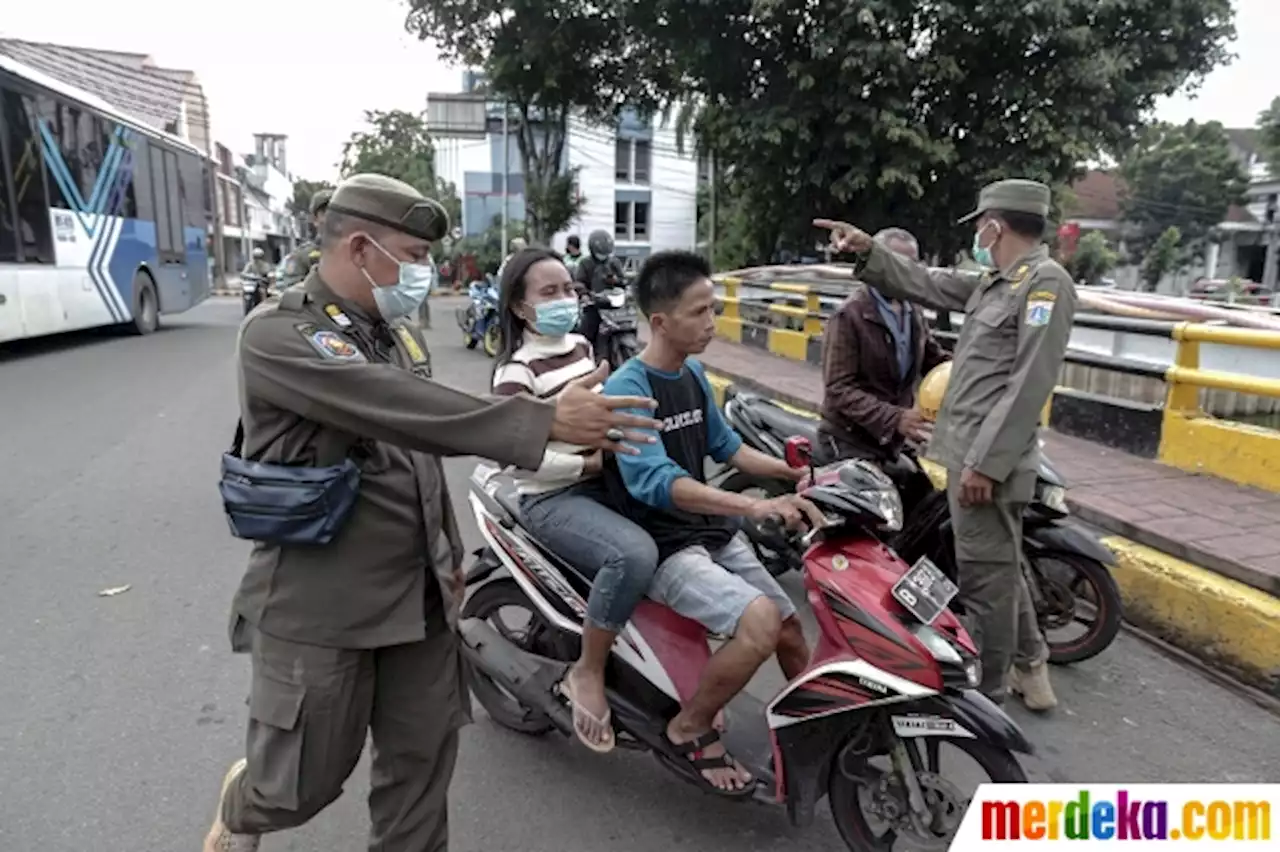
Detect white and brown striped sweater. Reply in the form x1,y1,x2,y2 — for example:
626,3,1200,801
492,332,600,495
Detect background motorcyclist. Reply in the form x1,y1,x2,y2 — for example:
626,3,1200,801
573,230,626,294
241,247,273,280
562,235,583,273
574,230,629,351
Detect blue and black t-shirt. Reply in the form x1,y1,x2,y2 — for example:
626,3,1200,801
601,357,742,561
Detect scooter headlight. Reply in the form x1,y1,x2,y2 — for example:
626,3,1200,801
907,623,963,666
1037,483,1068,515
964,660,982,688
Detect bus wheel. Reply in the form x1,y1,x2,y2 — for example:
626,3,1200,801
130,272,159,336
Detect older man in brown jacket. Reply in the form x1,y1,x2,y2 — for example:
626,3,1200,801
816,227,949,504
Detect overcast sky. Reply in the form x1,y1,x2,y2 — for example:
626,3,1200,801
3,0,1278,182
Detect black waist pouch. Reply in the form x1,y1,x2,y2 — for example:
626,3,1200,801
219,421,362,545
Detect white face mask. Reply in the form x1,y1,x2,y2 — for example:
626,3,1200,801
362,238,435,319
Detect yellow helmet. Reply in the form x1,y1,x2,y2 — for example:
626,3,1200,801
917,361,951,422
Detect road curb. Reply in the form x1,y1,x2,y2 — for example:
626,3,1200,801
702,367,1280,695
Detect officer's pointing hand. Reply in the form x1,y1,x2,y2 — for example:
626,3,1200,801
551,362,661,455
813,219,874,255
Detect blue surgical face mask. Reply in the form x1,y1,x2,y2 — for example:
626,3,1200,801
363,239,435,319
531,297,580,337
971,221,998,269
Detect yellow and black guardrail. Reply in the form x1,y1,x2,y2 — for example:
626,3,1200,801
713,276,1280,494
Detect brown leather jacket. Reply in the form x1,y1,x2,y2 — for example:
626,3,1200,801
818,284,949,461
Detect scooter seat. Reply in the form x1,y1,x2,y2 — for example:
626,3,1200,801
487,476,597,597
492,478,527,521
743,395,819,443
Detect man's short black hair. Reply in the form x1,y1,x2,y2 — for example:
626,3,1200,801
566,235,580,249
992,210,1048,240
634,250,713,316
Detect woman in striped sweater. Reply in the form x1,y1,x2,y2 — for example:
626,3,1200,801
491,249,659,753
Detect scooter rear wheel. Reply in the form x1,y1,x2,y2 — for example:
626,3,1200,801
462,579,557,736
1033,552,1123,665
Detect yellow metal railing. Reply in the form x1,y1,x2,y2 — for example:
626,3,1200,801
1165,322,1280,412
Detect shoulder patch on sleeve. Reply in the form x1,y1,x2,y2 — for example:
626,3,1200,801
1025,299,1054,328
1028,289,1057,302
295,324,366,362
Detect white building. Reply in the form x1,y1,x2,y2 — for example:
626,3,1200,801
428,74,699,269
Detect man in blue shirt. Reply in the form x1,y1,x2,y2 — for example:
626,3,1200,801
602,250,825,796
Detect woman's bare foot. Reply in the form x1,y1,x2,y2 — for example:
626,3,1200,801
562,664,615,752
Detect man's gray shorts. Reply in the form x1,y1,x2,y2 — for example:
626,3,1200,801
649,534,797,636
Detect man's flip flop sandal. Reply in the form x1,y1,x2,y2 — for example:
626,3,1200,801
556,679,616,754
663,729,754,799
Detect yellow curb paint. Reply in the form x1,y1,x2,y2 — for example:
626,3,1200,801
1103,538,1280,686
705,368,1280,688
1158,409,1280,494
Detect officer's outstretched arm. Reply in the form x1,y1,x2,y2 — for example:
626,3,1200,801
239,310,554,469
963,273,1076,482
861,241,979,313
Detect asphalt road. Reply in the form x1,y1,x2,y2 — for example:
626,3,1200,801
1,295,1275,852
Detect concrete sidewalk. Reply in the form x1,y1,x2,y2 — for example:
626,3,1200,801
694,334,1280,693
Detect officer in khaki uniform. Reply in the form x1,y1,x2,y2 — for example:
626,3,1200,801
815,179,1077,711
279,189,332,287
205,174,661,852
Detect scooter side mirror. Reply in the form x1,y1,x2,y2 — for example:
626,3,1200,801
784,436,812,470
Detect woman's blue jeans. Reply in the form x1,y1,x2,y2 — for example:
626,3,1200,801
520,481,659,633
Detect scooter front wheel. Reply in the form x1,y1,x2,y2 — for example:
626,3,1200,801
830,735,1026,851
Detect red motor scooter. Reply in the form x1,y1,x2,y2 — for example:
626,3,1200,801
459,435,1031,850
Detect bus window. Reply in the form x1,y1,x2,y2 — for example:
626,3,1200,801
149,141,173,257
33,95,71,211
0,126,16,263
163,149,184,257
77,111,106,206
2,87,55,264
115,128,138,219
132,140,153,223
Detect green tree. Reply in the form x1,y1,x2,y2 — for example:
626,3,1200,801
288,178,334,218
1119,120,1248,261
631,0,1235,262
405,0,645,243
1142,226,1183,292
339,109,463,236
455,215,519,277
1258,96,1280,172
1068,231,1120,287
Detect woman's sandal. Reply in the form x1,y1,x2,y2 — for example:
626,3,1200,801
557,678,616,754
663,728,754,798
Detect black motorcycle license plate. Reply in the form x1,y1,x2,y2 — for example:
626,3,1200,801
891,557,959,626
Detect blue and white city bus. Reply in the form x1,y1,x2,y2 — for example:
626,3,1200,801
0,53,212,344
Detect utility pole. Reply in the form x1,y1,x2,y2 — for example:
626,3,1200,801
501,101,510,251
1263,194,1279,293
708,151,717,268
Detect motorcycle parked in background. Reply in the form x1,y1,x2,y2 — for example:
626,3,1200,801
461,452,1029,851
457,275,502,357
718,388,1123,665
580,286,641,370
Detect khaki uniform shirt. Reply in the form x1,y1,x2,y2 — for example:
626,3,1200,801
231,270,555,649
861,242,1076,488
280,241,321,286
